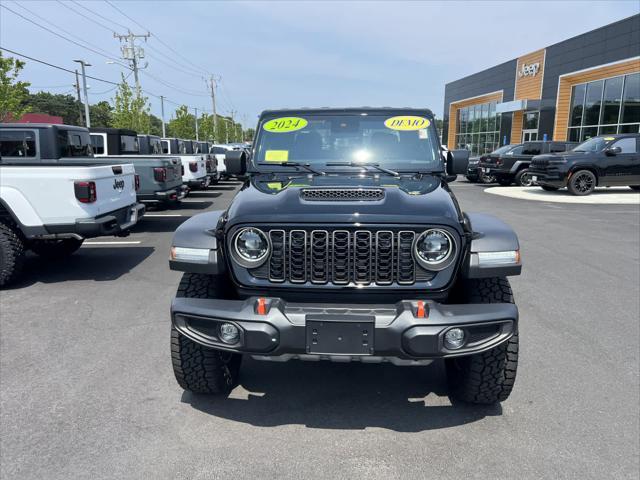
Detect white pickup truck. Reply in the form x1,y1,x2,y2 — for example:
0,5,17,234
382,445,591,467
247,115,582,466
0,123,145,287
160,137,209,189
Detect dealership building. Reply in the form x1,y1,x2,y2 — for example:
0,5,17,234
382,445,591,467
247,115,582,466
442,14,640,155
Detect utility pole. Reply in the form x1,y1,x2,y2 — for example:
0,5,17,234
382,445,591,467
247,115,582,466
229,109,236,142
207,75,220,142
160,95,166,138
74,69,84,126
114,30,150,91
74,60,91,128
194,107,199,141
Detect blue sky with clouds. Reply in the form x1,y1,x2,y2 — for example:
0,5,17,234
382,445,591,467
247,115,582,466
1,1,638,128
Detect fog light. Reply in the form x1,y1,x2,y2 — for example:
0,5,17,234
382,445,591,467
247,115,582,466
444,328,465,350
219,323,240,344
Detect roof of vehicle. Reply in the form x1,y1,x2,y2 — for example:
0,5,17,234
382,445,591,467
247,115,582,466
594,133,640,139
137,134,160,139
0,123,87,132
89,127,138,135
259,107,436,118
521,140,578,144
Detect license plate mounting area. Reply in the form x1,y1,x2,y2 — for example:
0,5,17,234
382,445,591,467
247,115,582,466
305,314,374,355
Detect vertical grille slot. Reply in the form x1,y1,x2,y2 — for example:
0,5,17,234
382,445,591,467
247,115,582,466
375,231,394,285
310,230,329,283
354,230,372,284
332,230,350,284
289,230,307,283
268,230,286,282
262,227,438,286
397,231,416,284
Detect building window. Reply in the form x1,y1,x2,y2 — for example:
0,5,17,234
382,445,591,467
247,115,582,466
455,100,501,156
567,72,640,140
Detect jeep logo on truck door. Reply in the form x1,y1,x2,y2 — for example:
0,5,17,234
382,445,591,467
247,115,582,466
113,178,125,192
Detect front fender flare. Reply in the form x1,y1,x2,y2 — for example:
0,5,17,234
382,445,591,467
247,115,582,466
463,213,522,278
169,210,226,274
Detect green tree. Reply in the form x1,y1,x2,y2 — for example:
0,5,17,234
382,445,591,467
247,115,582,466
198,113,215,141
89,101,113,128
168,105,196,138
149,113,164,137
244,127,255,142
0,52,31,122
111,74,151,133
23,92,81,125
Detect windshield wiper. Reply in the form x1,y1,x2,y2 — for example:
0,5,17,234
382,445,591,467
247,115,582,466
326,161,399,177
257,162,325,175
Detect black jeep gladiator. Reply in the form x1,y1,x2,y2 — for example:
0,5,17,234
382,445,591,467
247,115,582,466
529,133,640,195
480,140,577,186
168,108,522,405
465,144,516,183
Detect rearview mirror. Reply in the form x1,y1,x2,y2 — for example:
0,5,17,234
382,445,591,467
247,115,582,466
225,150,247,175
605,146,622,156
447,149,470,176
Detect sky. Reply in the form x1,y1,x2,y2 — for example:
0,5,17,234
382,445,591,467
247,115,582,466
1,0,638,129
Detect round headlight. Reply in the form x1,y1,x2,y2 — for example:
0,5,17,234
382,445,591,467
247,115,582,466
414,229,455,270
233,227,270,267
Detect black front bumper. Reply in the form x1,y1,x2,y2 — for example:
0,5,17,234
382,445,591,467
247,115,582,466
171,296,518,360
45,203,145,238
528,168,567,188
186,176,210,188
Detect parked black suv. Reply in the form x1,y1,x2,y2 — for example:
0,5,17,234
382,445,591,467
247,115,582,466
480,140,577,186
168,108,522,405
466,144,516,183
529,134,640,195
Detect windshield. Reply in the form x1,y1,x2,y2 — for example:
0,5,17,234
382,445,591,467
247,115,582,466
253,113,442,172
120,135,139,154
492,144,514,155
504,145,524,155
150,138,162,154
573,137,608,152
60,130,93,157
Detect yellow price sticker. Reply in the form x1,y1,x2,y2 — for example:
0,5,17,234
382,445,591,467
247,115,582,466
265,150,289,162
603,137,615,141
263,117,308,133
384,115,430,131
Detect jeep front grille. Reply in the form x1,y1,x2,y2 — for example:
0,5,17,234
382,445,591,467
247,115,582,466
300,188,384,202
255,228,437,285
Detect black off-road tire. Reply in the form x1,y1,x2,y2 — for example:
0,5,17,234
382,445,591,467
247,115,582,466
515,168,533,187
568,169,596,196
171,273,242,394
0,222,25,287
497,178,512,186
30,238,84,258
630,186,640,191
446,278,519,405
541,185,559,191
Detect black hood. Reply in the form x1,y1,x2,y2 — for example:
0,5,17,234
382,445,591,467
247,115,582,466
225,174,462,229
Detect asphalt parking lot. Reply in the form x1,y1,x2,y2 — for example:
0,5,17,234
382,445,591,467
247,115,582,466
1,179,638,480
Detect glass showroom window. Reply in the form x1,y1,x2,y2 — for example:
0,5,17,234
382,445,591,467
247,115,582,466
455,101,501,156
567,72,640,141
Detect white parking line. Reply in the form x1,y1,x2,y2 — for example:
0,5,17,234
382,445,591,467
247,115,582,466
83,241,142,245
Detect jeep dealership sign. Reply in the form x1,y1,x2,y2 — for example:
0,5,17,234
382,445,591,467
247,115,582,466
518,62,540,78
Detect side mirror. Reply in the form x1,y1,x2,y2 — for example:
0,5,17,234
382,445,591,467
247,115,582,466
605,146,622,156
447,149,470,176
225,150,247,175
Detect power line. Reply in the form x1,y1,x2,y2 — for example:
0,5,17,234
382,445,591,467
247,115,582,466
103,0,209,76
55,0,115,34
0,46,213,114
0,4,120,62
10,1,119,62
71,0,128,31
141,70,210,97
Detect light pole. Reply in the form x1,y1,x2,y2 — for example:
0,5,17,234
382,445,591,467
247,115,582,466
74,60,91,128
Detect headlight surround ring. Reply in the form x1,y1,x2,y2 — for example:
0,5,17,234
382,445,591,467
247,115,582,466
231,227,271,268
413,228,457,271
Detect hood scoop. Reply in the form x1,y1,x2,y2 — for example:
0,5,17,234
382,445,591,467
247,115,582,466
300,188,385,202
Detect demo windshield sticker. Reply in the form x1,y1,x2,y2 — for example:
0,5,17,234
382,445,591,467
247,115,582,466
603,137,616,141
263,117,308,133
384,116,430,131
265,150,289,162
